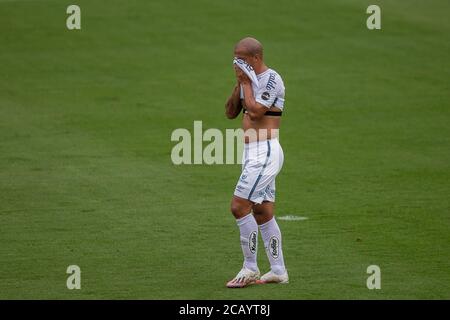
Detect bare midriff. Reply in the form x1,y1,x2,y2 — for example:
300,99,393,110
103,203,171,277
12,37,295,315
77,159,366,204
241,100,281,143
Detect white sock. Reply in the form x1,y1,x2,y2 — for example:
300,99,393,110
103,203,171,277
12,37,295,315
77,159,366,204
236,214,258,272
259,217,286,275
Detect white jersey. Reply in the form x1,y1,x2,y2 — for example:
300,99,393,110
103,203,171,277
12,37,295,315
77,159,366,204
240,68,285,110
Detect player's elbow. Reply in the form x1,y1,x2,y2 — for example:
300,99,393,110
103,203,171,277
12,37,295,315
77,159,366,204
225,110,236,119
225,103,238,119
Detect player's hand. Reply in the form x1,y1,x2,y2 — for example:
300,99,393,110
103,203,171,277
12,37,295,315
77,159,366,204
234,66,251,85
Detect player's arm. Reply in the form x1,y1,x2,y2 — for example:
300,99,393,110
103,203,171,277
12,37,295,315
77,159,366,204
240,82,267,121
225,84,242,119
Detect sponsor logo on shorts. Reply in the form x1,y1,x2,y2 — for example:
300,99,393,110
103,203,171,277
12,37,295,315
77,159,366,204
249,231,257,254
269,236,279,259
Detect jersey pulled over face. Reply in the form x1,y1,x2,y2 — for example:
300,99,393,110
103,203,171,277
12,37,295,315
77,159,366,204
240,68,285,111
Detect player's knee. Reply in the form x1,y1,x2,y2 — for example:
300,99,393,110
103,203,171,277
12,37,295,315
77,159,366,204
252,206,263,215
253,201,272,215
230,199,251,219
230,203,242,218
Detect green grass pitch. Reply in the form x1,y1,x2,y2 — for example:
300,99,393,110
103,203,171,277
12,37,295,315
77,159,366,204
0,0,449,299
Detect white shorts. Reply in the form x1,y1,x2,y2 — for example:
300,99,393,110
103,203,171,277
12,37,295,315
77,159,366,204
234,138,284,204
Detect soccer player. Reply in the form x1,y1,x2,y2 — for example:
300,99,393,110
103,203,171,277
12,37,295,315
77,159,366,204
225,37,288,288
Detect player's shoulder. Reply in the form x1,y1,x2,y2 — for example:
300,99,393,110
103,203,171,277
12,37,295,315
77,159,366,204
263,68,284,91
268,68,283,79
